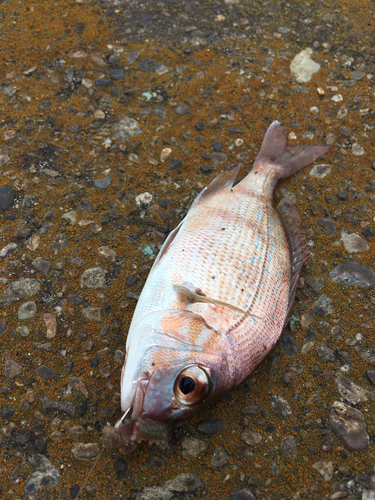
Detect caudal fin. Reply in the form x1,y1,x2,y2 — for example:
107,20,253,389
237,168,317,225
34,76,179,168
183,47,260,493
254,121,330,179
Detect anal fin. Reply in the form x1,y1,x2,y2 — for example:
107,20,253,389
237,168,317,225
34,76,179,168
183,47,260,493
277,198,309,327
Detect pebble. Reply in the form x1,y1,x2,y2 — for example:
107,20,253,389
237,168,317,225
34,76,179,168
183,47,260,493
136,192,153,205
16,326,30,337
301,340,315,354
340,232,369,253
0,278,40,306
98,246,116,263
212,141,222,151
35,365,58,380
113,116,142,141
309,164,331,178
352,143,365,156
0,242,18,258
77,200,95,213
196,418,224,436
43,313,58,339
280,435,297,460
72,443,100,461
335,374,375,404
80,267,108,288
366,370,375,385
82,307,101,322
289,48,321,83
154,106,167,120
270,395,292,417
0,185,15,210
175,105,191,116
316,343,336,362
1,403,15,420
24,454,60,496
94,176,112,189
240,430,263,446
50,233,68,254
232,488,256,500
305,278,325,293
212,152,227,165
312,294,334,315
317,218,336,236
312,461,334,481
301,313,314,328
328,261,375,287
127,50,140,64
61,210,76,224
167,159,183,171
18,301,37,319
182,437,207,458
41,396,75,417
279,332,297,357
329,401,369,451
4,356,23,378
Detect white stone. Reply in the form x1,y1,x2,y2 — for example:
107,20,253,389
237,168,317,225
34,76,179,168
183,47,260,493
309,164,331,179
341,232,369,253
135,192,153,206
352,143,365,156
290,48,321,83
331,94,343,102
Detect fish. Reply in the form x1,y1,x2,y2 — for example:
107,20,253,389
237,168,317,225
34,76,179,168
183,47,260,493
103,121,330,451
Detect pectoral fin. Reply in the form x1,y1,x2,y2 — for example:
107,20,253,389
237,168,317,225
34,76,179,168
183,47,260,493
174,284,262,319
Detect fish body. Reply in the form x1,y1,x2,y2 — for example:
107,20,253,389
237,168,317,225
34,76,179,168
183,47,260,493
103,121,330,449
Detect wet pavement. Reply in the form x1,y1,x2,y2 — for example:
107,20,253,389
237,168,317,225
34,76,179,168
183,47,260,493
0,0,374,499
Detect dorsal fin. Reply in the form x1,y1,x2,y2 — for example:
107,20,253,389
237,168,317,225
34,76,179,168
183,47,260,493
152,218,184,267
191,164,242,208
277,198,309,327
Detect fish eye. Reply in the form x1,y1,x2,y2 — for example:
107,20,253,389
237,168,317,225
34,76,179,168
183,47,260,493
174,365,210,406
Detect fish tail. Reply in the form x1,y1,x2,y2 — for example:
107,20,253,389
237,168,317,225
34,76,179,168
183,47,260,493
253,121,330,180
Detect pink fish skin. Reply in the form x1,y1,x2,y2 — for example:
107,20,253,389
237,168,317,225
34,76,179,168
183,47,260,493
103,121,330,450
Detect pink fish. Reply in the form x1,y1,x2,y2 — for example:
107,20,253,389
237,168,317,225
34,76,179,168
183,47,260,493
103,121,330,451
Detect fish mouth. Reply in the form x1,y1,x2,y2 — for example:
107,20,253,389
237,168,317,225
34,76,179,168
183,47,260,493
102,378,169,450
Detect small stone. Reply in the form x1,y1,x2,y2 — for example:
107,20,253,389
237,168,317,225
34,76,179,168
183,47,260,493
240,430,263,446
290,48,321,83
50,233,68,254
94,176,112,189
366,370,375,385
337,192,348,201
212,141,222,151
41,396,75,417
305,278,325,293
0,277,40,306
196,418,224,436
270,461,282,477
113,117,142,141
337,106,348,119
41,313,57,339
61,211,76,224
0,242,18,258
248,475,261,487
35,365,57,380
110,68,124,80
77,200,95,213
341,232,369,253
32,257,51,275
18,301,37,319
160,148,172,162
212,152,227,165
82,307,101,322
80,267,108,289
280,435,297,460
72,442,100,461
312,294,334,315
4,356,23,378
0,185,15,211
312,461,334,481
16,325,30,337
328,261,375,287
279,332,297,357
195,122,205,131
329,401,370,451
127,50,140,64
27,234,40,251
175,105,191,116
168,159,183,171
69,377,93,399
309,164,331,179
24,454,60,496
316,343,336,362
98,246,116,263
301,313,314,328
68,426,85,439
154,106,167,120
232,488,256,500
352,143,365,156
182,437,207,458
317,218,336,235
211,445,230,467
302,341,315,354
135,192,153,205
335,374,374,404
1,403,15,421
270,394,292,417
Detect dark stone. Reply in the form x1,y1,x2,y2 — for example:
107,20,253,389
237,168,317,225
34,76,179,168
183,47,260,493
355,474,375,490
167,159,182,171
202,152,210,160
316,343,336,362
248,475,261,487
337,192,348,201
305,328,317,340
366,370,375,385
144,455,165,469
111,87,121,97
50,233,68,254
343,213,359,225
159,199,167,208
328,261,375,287
229,127,243,134
32,257,51,275
196,418,223,436
362,228,375,238
41,396,76,417
317,218,336,236
0,320,6,335
90,358,99,367
212,141,222,151
175,105,191,116
270,394,292,417
1,404,15,421
195,122,204,131
113,457,128,478
110,68,124,80
154,106,167,120
329,401,369,451
0,185,15,210
95,79,113,87
70,485,80,498
200,165,213,173
126,275,137,286
289,121,300,127
77,200,95,213
305,278,325,293
35,365,58,380
232,487,256,500
279,332,297,357
265,424,276,433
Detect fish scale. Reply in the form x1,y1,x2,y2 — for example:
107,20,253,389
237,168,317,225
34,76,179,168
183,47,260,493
102,121,330,450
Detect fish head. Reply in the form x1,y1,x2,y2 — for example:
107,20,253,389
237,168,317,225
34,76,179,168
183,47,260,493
103,309,234,449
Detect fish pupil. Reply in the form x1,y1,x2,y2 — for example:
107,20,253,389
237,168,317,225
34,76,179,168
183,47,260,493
179,376,195,395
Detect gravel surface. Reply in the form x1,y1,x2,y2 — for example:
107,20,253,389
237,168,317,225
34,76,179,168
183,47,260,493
0,0,374,499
